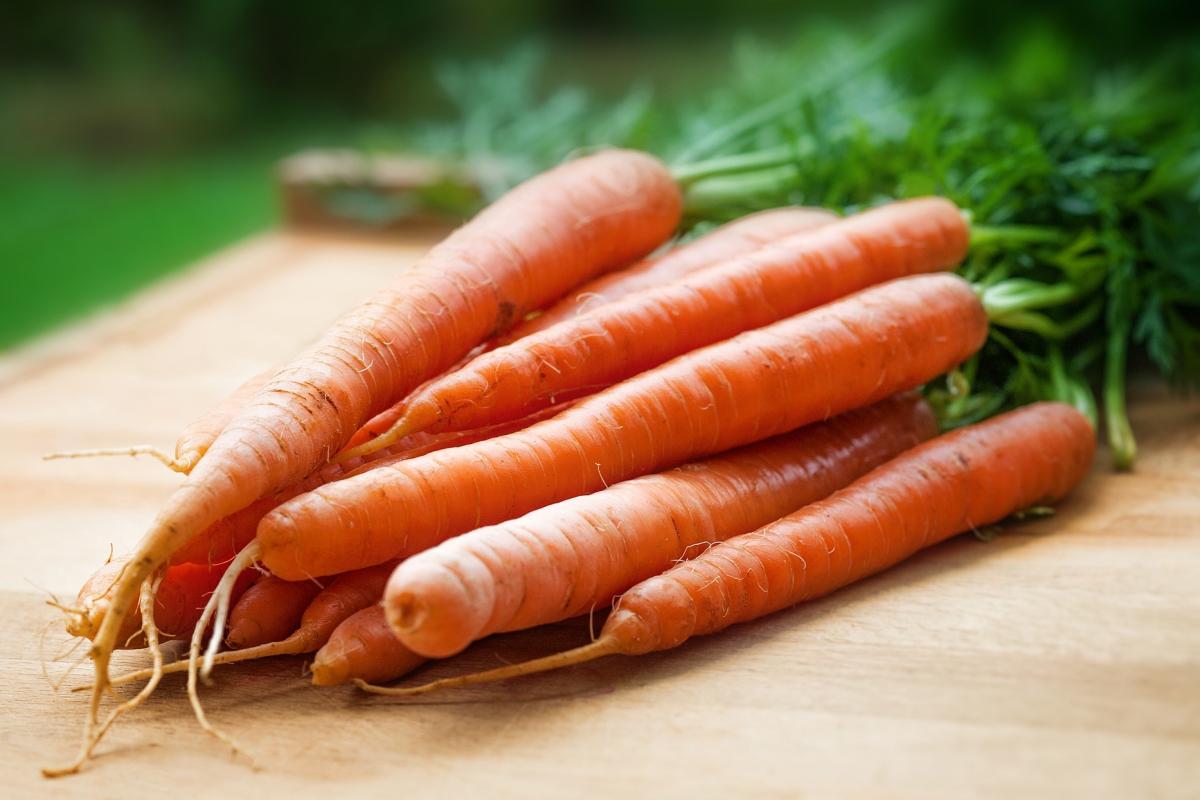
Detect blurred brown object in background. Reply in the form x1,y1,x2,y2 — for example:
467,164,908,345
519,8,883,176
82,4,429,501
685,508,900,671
277,150,487,234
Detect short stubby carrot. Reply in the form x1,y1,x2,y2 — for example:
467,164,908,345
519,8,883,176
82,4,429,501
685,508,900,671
497,206,839,343
310,606,427,686
355,197,968,450
69,560,255,648
386,393,936,658
257,273,987,582
225,576,322,649
362,402,1094,695
103,562,397,689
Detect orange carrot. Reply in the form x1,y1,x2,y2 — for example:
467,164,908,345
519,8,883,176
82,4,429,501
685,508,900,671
339,352,484,450
346,197,967,457
172,367,276,473
225,576,322,649
103,562,397,689
341,210,832,453
337,209,836,456
257,273,987,582
497,206,838,343
386,393,935,658
362,402,1095,695
311,606,426,686
170,398,581,567
64,150,680,772
67,558,254,647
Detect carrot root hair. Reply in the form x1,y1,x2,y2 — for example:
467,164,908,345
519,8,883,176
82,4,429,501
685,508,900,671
42,446,194,474
43,575,166,778
354,638,620,697
76,633,306,693
184,542,261,761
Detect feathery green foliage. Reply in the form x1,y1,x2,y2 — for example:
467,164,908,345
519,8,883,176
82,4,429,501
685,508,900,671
404,23,1199,468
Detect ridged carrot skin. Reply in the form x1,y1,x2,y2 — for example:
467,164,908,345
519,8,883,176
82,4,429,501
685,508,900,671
258,273,987,581
172,367,274,474
311,606,426,686
341,209,834,454
382,197,968,439
387,393,936,658
87,150,680,691
604,403,1095,655
169,399,580,566
496,206,839,344
225,576,322,649
276,563,397,651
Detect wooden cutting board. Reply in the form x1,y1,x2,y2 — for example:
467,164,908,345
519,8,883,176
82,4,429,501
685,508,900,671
1,230,1197,799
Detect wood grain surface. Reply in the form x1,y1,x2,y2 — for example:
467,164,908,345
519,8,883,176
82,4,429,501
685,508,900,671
1,230,1197,799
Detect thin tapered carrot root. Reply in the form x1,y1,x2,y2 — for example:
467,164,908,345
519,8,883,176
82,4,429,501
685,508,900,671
354,639,620,697
197,542,262,682
77,636,305,692
43,576,166,778
43,446,194,474
184,542,260,759
334,418,418,463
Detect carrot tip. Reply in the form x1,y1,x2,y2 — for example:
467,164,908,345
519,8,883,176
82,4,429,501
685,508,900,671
355,639,620,697
42,445,191,474
333,416,416,465
42,448,193,472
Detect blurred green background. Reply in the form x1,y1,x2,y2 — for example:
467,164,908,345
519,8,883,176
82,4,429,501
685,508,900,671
1,0,1196,350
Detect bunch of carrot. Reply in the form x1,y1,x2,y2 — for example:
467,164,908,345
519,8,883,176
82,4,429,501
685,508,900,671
47,149,1095,776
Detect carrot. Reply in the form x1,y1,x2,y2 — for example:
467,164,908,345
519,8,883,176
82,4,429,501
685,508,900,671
256,273,987,582
361,402,1095,695
58,150,680,774
386,393,936,658
336,209,836,456
101,562,397,690
172,367,277,473
169,397,581,567
339,352,484,450
225,576,322,649
345,197,967,457
42,366,274,473
65,558,254,647
496,206,839,344
310,606,426,686
62,557,127,640
342,210,832,452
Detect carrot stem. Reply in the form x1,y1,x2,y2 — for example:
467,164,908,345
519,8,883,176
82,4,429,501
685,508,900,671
968,224,1065,248
1105,321,1137,469
670,145,809,187
672,12,915,163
